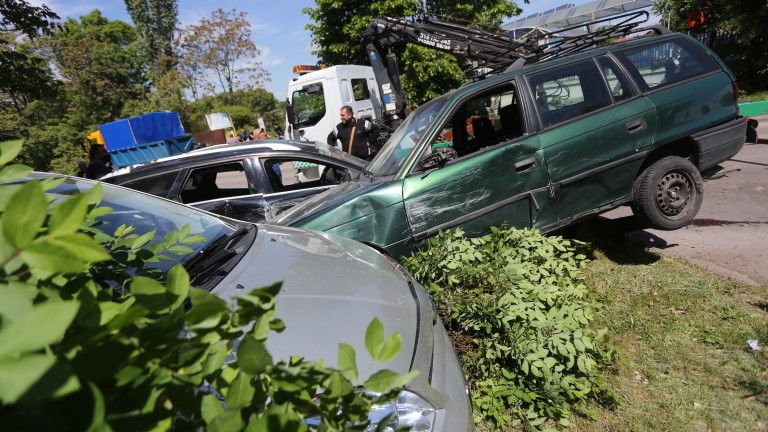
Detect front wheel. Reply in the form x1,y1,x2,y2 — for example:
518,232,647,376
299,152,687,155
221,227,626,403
631,156,703,230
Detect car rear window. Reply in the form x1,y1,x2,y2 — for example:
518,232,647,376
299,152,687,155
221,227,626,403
613,37,720,91
527,59,612,128
120,170,179,198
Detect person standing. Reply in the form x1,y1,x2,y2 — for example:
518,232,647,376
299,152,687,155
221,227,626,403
85,145,112,180
327,106,378,160
238,128,252,141
273,124,284,139
254,128,270,140
76,160,88,177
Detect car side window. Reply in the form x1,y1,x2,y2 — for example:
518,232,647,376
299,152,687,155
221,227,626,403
180,162,252,204
527,59,612,128
120,171,179,198
427,84,525,159
597,56,636,101
613,37,719,91
261,158,352,191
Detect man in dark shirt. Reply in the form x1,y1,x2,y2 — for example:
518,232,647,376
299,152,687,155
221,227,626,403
238,128,252,141
85,144,112,180
327,106,378,160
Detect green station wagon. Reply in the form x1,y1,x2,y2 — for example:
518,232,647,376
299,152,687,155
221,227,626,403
272,28,746,260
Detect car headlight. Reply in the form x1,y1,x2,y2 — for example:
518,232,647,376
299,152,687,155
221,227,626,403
303,389,436,431
366,389,436,432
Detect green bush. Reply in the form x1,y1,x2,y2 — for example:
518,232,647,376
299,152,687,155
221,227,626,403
0,141,412,430
403,226,619,430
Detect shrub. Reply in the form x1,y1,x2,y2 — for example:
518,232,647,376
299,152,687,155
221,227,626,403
0,141,411,430
403,225,620,430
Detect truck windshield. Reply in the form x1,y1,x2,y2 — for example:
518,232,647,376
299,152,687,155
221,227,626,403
291,84,326,128
367,98,447,177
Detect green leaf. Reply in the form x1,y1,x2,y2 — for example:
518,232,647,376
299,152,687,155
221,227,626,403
377,333,402,363
0,281,37,323
237,335,273,375
132,230,156,249
49,194,88,236
3,180,46,248
0,354,56,404
16,355,81,403
181,234,206,244
21,234,111,274
201,393,226,424
225,371,256,410
82,182,104,207
0,140,23,165
365,317,385,359
208,411,244,432
187,289,229,330
364,369,419,393
131,277,172,312
337,343,358,381
0,164,32,183
84,380,107,431
168,245,194,255
202,342,229,376
179,224,191,239
167,264,190,310
0,300,79,359
163,230,178,248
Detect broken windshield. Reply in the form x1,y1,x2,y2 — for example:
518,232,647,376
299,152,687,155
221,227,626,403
367,98,447,177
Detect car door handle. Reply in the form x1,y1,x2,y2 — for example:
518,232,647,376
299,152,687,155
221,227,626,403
514,157,537,173
626,118,646,134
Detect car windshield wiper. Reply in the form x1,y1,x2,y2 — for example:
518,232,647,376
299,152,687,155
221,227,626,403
184,224,255,287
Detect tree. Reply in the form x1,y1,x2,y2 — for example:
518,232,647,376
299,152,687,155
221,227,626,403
0,0,60,137
303,0,523,107
41,10,148,130
0,0,58,38
178,9,270,103
654,0,768,92
185,89,283,134
124,0,178,73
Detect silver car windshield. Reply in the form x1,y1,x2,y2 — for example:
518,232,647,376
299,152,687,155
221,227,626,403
367,98,447,177
48,176,237,272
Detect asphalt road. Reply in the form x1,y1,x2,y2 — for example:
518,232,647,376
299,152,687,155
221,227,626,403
575,116,768,286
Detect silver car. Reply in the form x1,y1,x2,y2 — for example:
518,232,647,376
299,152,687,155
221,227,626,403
40,174,472,431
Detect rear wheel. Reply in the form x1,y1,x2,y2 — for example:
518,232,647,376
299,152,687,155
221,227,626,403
631,156,703,230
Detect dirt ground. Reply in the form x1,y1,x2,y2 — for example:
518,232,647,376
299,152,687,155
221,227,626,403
577,117,768,286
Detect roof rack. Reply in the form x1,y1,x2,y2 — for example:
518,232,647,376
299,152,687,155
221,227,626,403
500,10,667,74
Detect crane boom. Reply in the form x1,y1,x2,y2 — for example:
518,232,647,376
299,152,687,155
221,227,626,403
361,11,657,124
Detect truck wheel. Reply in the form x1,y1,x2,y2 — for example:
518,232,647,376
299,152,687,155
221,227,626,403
631,156,703,230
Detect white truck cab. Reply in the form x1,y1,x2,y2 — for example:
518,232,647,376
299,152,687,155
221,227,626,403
286,65,382,144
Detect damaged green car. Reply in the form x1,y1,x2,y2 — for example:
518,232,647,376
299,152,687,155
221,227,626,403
271,30,746,260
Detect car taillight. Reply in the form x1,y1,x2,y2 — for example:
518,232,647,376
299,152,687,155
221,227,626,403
733,81,740,115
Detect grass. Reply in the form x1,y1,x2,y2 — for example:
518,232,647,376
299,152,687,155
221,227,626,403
564,236,768,431
740,90,768,102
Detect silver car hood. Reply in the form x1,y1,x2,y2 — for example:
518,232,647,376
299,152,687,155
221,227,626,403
211,224,420,379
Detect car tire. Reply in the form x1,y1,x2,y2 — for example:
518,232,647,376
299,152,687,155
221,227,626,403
631,156,703,230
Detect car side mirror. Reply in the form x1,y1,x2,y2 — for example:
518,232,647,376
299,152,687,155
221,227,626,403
421,146,458,170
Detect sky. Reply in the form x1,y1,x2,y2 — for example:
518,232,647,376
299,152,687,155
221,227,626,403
31,1,647,100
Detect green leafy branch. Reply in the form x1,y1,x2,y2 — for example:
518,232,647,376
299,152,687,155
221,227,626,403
0,140,413,431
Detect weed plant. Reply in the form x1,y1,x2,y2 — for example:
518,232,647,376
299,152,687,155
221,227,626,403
403,226,620,430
